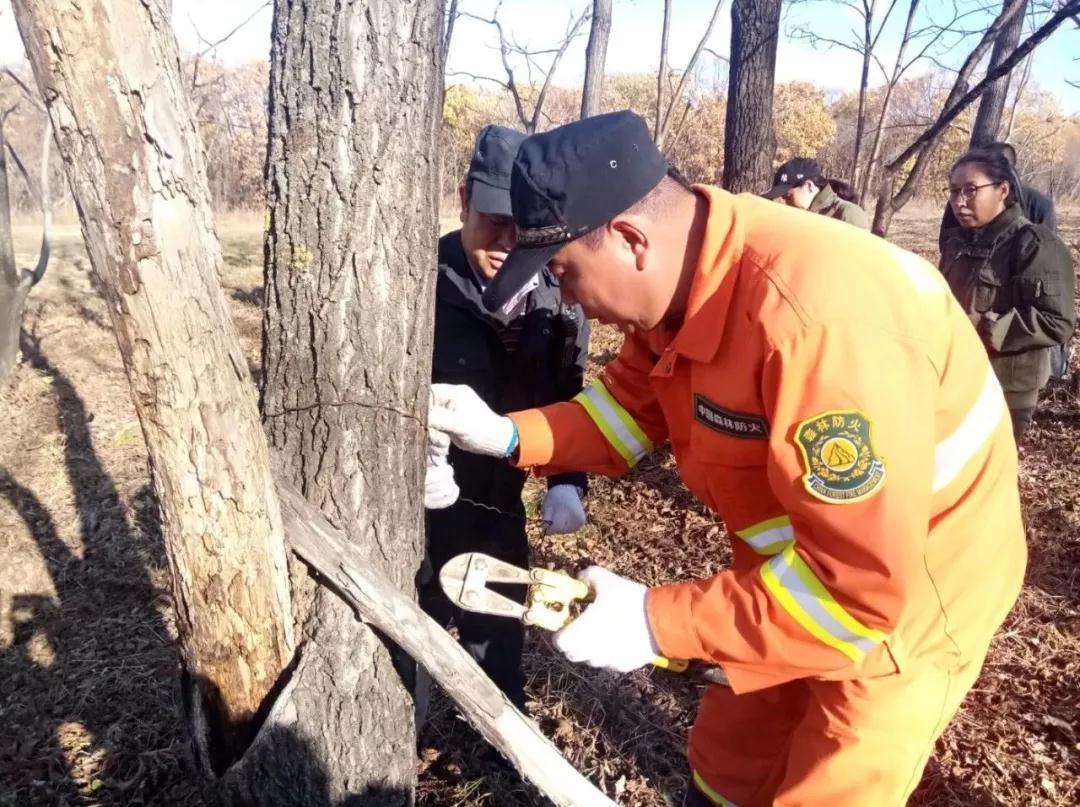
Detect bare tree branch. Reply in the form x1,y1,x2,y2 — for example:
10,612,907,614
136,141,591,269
189,1,270,92
657,0,727,150
872,0,1078,234
458,2,589,133
2,68,44,112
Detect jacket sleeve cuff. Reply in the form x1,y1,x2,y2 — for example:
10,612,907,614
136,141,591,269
646,583,706,662
508,409,554,468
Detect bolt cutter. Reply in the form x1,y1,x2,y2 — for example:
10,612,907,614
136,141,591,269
439,552,729,684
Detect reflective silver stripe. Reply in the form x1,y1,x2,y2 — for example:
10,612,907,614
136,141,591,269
933,367,1006,493
735,515,794,555
761,545,884,662
574,381,652,465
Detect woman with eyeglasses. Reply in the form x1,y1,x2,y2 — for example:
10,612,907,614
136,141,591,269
939,148,1075,443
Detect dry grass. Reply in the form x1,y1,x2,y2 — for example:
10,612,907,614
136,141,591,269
0,211,1077,806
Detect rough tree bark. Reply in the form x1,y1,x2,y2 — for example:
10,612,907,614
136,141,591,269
252,0,442,802
722,0,782,192
10,0,294,772
580,0,612,119
970,0,1028,147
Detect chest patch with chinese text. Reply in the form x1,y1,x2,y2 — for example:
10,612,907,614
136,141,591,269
693,394,769,440
795,410,886,503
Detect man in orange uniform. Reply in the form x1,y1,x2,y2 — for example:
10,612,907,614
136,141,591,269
429,111,1027,806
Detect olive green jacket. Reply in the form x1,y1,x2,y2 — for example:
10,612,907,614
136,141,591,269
809,184,870,230
939,203,1076,409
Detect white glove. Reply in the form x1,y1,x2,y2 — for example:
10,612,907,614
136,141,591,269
424,428,459,509
429,383,517,458
540,484,586,534
554,566,660,673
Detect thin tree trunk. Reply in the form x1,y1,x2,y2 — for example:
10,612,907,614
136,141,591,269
655,0,672,141
256,0,442,802
851,1,875,190
10,0,294,772
859,0,920,206
0,124,30,377
971,0,1027,147
722,0,782,192
581,0,612,119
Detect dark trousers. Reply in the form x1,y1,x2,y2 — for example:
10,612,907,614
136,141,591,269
420,511,529,710
1010,406,1035,444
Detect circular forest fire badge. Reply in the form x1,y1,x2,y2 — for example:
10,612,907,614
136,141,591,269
795,410,886,504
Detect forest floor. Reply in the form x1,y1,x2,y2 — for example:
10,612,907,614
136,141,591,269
0,210,1077,806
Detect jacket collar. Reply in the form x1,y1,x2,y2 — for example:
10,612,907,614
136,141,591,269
660,186,743,364
809,183,838,215
966,202,1024,244
437,229,556,326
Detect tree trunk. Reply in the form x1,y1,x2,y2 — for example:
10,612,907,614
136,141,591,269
256,0,442,802
0,124,32,377
970,0,1027,147
580,0,612,119
859,0,920,207
851,4,875,191
655,0,672,142
722,0,782,193
10,0,294,772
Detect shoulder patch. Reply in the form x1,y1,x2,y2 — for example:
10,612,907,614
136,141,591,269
794,410,885,503
693,394,769,440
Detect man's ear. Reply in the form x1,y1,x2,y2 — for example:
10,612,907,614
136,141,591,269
611,218,649,270
458,182,469,224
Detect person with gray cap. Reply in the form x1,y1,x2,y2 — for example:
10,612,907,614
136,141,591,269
420,124,590,710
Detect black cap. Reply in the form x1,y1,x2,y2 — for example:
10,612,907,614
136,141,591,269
467,125,526,216
482,110,667,312
762,157,823,200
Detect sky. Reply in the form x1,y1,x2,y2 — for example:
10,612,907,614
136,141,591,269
0,0,1077,113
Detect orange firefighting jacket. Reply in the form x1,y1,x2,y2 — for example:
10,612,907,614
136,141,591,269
510,187,1026,696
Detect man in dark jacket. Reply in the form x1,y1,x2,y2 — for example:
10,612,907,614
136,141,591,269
421,125,590,709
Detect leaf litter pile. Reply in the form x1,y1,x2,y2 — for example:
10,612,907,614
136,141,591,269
0,213,1077,806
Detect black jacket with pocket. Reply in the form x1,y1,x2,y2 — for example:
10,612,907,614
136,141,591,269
939,203,1076,409
427,230,589,555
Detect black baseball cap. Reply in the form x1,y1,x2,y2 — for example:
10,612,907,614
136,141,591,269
762,157,823,200
481,110,668,312
467,125,526,216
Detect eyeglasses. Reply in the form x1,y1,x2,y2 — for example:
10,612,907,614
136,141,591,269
944,182,1002,202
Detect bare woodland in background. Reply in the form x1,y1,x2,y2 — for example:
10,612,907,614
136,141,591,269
0,0,1079,805
2,1,1080,226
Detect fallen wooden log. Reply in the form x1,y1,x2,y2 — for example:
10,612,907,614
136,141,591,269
279,485,617,807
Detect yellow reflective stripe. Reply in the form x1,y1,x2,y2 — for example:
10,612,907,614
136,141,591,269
735,515,794,556
573,379,653,467
692,771,739,806
933,366,1006,493
760,544,886,662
